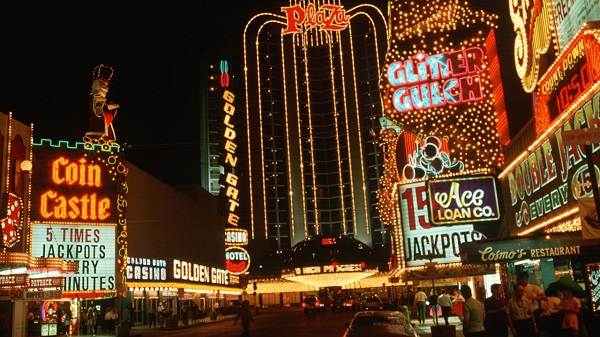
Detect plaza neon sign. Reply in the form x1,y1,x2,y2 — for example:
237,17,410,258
281,3,349,34
386,47,485,113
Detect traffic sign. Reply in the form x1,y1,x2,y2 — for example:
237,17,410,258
562,128,600,147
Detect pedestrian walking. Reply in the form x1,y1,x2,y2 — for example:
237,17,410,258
518,272,546,337
452,288,465,323
507,283,538,337
484,284,508,337
157,302,166,328
560,288,580,337
438,289,453,325
414,288,428,325
428,288,439,325
148,305,157,328
461,285,486,337
233,300,255,337
87,307,97,336
80,309,88,335
540,283,562,337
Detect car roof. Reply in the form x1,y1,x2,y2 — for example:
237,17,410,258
353,310,401,317
363,297,382,301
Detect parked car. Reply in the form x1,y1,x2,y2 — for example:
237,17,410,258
361,297,383,311
343,310,419,337
302,296,326,313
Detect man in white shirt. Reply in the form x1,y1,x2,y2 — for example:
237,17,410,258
438,289,454,325
414,288,428,325
518,272,546,337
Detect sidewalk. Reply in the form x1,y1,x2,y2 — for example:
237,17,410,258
412,315,465,337
87,313,236,337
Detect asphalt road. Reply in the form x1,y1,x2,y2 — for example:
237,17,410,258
89,307,466,337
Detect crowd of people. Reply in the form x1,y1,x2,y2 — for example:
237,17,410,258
408,271,589,337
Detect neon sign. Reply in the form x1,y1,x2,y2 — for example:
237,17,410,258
126,256,167,281
509,0,552,92
225,246,250,274
173,259,229,285
399,181,486,267
386,48,485,113
535,29,600,133
505,91,600,231
225,228,248,246
281,3,349,34
427,175,502,225
31,140,121,224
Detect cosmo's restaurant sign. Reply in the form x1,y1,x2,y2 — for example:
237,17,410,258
503,89,600,235
427,175,502,226
399,181,486,267
30,140,120,223
459,234,584,264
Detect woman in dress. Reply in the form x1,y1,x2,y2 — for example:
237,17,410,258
452,288,465,322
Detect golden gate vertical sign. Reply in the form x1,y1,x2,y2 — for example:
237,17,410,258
219,60,250,275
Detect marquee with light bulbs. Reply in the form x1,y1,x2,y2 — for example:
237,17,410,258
29,139,128,298
377,0,509,278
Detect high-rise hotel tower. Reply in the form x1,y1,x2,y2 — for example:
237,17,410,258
241,0,389,268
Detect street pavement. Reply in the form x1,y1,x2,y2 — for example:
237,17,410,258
88,310,465,337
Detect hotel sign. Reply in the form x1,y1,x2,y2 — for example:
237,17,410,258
427,175,502,226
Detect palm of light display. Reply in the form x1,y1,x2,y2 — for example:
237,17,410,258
378,0,508,224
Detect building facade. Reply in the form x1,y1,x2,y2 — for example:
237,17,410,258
239,0,390,272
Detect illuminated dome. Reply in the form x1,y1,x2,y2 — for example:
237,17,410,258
281,235,379,288
285,234,377,266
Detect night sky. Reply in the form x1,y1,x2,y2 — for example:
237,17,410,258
0,0,531,186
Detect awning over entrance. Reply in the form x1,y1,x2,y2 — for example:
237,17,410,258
459,233,600,264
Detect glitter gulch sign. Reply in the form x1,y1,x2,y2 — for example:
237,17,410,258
386,48,486,114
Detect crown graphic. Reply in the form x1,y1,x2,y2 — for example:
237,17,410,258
92,64,114,82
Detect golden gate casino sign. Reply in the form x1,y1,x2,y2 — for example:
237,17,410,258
219,59,250,275
29,139,125,294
